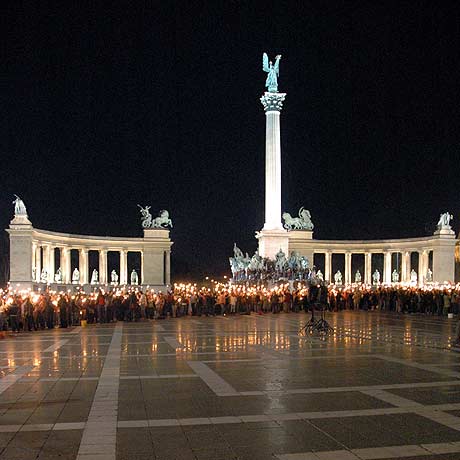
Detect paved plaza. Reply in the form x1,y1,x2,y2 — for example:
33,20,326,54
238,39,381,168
1,313,460,459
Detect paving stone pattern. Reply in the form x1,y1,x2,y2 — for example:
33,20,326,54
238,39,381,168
1,311,460,459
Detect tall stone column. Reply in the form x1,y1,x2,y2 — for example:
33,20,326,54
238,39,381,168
345,252,352,285
324,252,332,282
418,250,427,284
79,249,89,284
401,251,411,282
99,250,107,284
364,253,372,284
62,248,71,284
256,91,288,259
120,250,127,284
48,246,55,282
383,251,392,284
42,245,51,282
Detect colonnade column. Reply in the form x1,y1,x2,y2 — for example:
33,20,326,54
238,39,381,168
384,251,392,284
401,251,410,282
120,250,127,284
80,249,88,284
364,253,372,284
345,252,352,285
42,245,51,282
62,248,71,284
35,245,42,282
141,252,144,285
48,246,55,282
419,250,429,284
324,252,332,282
99,250,107,284
32,243,36,281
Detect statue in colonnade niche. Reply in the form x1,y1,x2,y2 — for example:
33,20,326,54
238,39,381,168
111,270,119,284
372,270,380,285
91,269,98,284
131,270,139,285
317,270,324,281
334,270,342,285
391,270,399,283
410,269,418,283
354,270,362,283
40,268,48,283
72,268,80,284
54,267,62,283
426,268,433,282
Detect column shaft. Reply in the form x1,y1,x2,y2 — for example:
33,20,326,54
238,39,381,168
80,249,88,284
120,250,127,284
62,248,71,284
264,111,282,230
99,250,107,284
384,251,392,284
364,253,372,284
48,247,55,282
325,252,332,283
345,253,352,285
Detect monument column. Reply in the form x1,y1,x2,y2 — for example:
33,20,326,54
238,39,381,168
364,253,372,284
256,91,289,259
80,249,89,284
120,250,127,284
384,251,392,284
99,250,107,284
345,252,352,285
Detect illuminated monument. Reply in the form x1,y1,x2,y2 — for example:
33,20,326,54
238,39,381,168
253,52,457,284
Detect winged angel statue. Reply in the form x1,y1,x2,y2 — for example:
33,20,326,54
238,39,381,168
263,53,281,92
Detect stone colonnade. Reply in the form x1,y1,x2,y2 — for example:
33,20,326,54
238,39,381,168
317,249,430,284
287,230,457,284
7,218,172,290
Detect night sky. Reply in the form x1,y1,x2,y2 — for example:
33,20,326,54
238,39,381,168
2,2,460,283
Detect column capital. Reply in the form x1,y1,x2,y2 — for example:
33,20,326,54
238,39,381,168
260,92,286,112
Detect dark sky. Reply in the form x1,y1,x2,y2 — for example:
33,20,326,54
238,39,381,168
2,1,460,282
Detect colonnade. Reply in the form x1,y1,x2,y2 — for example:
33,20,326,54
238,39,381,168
31,243,151,285
318,249,432,284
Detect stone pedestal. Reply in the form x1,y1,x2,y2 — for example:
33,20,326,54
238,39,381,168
143,228,172,288
432,229,456,283
6,216,34,290
256,229,289,259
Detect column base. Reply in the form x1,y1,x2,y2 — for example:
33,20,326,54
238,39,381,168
256,228,289,259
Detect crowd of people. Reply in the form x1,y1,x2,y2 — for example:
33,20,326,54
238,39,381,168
1,282,460,333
